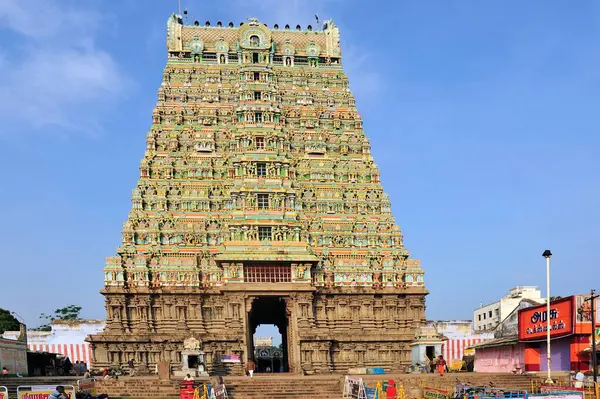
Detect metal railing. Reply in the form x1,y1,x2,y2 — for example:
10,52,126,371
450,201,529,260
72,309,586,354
530,378,599,399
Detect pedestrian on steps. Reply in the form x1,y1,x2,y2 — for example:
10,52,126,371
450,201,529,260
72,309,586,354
246,359,256,378
436,355,446,376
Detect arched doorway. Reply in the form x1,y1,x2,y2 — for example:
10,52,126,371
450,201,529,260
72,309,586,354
254,326,283,373
247,297,289,372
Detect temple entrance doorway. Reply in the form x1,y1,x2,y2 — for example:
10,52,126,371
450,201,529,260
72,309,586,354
187,355,199,369
254,325,283,373
247,296,289,373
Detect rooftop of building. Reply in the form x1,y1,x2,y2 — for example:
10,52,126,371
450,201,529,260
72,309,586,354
474,286,543,310
166,15,342,59
469,335,519,350
50,319,105,325
179,14,329,33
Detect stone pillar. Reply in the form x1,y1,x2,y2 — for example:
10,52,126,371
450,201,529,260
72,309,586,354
243,296,255,367
285,296,301,373
182,353,188,369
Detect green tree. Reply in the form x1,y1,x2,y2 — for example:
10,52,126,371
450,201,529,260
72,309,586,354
48,305,82,320
0,308,21,334
34,305,83,331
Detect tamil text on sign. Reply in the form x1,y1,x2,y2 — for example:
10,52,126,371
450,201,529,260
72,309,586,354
423,387,451,399
17,386,76,399
518,297,574,341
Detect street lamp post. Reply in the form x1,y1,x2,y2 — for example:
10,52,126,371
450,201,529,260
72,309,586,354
585,289,598,383
542,250,553,385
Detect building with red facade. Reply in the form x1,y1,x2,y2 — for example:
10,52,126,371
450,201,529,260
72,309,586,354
472,295,598,373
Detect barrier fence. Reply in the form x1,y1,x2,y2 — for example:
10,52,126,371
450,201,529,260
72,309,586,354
343,376,408,399
180,383,226,399
342,377,600,399
530,379,599,399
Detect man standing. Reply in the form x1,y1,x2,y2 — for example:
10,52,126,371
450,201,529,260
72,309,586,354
2,367,8,377
245,359,256,378
573,370,585,388
49,386,68,399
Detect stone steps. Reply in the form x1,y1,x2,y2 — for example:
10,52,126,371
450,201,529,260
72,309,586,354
1,377,80,397
95,373,541,399
4,373,591,399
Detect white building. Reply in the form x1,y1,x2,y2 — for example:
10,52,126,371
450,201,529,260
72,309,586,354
2,319,105,366
0,325,28,376
254,336,273,347
473,286,544,332
428,320,493,362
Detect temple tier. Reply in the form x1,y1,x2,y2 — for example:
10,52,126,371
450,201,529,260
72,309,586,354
88,15,426,375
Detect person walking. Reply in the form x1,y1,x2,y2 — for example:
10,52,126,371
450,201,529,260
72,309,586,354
245,359,256,378
128,359,136,377
2,367,8,377
436,355,446,376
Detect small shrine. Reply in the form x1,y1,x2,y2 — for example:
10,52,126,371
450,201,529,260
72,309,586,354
176,337,208,377
409,325,445,366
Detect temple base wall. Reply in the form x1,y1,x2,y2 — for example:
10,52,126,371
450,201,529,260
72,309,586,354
88,290,425,375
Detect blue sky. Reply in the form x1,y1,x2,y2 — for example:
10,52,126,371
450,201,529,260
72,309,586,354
1,0,599,338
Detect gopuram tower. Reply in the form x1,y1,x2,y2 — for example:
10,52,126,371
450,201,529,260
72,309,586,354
89,15,426,375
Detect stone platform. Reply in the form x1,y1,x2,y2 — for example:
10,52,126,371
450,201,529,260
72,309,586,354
95,373,543,399
2,372,585,399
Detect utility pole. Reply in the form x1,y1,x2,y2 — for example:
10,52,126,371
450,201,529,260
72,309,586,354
585,289,599,383
542,250,553,384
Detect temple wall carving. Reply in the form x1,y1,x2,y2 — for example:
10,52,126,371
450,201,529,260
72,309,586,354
93,291,424,373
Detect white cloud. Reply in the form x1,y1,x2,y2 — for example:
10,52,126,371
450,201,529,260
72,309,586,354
0,0,100,39
0,0,128,135
342,46,383,99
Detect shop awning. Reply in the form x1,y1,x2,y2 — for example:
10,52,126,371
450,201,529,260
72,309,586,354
468,335,519,350
580,344,599,353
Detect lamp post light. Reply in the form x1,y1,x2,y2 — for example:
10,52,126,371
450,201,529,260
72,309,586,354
542,249,553,384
